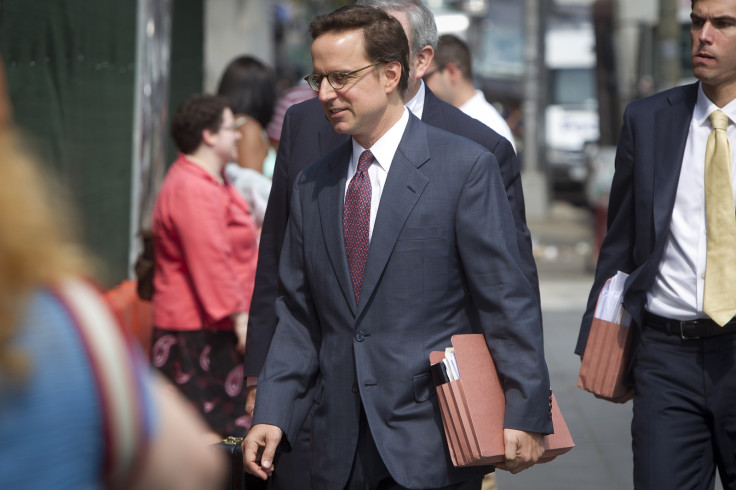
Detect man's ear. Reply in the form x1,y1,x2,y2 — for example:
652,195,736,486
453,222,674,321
445,62,463,84
412,45,434,79
201,128,217,147
383,60,402,93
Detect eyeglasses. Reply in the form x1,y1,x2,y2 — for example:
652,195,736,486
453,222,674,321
222,116,248,132
423,66,443,81
304,62,381,92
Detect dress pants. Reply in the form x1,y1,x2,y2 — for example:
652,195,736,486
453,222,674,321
345,407,483,490
631,324,736,489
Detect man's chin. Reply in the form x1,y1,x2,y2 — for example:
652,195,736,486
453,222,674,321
328,120,350,135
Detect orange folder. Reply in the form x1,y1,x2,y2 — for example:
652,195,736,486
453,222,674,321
577,282,634,402
430,334,574,466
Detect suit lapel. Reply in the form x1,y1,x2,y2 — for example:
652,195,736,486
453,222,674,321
420,87,442,126
357,115,429,317
317,142,356,313
652,83,698,240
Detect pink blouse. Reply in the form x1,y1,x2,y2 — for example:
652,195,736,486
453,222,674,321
152,155,258,330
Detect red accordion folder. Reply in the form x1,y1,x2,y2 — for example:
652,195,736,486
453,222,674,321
577,276,634,402
429,334,574,466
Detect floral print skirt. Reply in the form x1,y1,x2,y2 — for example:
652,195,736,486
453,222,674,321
150,327,250,437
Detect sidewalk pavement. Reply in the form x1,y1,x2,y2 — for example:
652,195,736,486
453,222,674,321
495,201,636,489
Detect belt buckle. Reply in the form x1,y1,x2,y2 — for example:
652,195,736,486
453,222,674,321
679,320,701,340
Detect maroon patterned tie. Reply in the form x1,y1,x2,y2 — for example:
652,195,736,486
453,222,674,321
344,150,374,303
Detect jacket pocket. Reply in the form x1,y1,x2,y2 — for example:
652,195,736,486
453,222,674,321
413,371,436,403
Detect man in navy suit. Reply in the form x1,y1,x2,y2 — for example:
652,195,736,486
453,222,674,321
244,2,540,487
244,0,538,407
243,6,551,490
578,0,736,487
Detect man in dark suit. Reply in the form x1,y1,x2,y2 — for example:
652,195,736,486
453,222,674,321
243,6,551,490
578,0,736,487
244,3,540,487
245,0,538,405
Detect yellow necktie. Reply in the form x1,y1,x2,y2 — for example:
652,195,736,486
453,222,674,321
703,110,736,326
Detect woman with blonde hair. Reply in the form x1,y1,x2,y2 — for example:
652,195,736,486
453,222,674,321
0,62,225,489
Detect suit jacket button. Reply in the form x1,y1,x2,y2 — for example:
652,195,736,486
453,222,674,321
352,383,359,393
355,331,366,342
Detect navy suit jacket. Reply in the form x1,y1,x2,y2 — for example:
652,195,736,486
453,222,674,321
577,83,699,355
246,87,539,376
252,114,552,489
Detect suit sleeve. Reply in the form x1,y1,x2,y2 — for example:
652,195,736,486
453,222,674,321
251,177,321,445
491,136,541,308
576,105,637,355
456,151,553,434
244,106,294,377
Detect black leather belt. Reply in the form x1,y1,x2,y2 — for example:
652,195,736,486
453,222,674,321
644,312,736,339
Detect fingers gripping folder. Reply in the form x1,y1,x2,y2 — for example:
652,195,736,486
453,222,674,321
429,334,574,467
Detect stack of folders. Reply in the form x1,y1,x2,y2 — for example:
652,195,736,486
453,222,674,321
429,334,574,467
577,271,634,402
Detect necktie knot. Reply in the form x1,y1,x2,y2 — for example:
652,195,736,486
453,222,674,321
711,110,729,131
357,150,374,174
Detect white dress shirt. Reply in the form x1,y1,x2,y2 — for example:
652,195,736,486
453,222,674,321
647,84,736,320
345,108,410,241
404,80,426,120
460,90,516,152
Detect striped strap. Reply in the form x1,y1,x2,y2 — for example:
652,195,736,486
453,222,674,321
51,277,147,488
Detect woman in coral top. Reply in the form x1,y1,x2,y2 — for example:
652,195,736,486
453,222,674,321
151,94,258,437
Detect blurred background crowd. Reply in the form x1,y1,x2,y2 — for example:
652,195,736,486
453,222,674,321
0,0,693,288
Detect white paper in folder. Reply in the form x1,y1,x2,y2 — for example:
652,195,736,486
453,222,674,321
593,271,632,327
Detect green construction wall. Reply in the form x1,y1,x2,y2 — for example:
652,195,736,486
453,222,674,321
0,0,202,286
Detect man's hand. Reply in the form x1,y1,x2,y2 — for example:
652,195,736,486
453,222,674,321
494,429,544,474
242,424,282,480
244,385,257,418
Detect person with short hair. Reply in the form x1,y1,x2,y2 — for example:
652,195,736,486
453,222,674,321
579,0,736,487
243,6,551,490
151,94,258,437
243,2,541,489
424,34,516,152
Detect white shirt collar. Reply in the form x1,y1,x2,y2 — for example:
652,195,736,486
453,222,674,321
693,82,736,128
404,80,426,120
350,108,409,175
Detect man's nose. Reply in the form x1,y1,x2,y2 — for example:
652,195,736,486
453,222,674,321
699,21,713,43
318,77,337,102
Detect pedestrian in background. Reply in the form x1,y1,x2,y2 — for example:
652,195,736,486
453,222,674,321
424,34,516,152
151,94,258,438
0,62,225,489
217,55,277,227
578,0,736,487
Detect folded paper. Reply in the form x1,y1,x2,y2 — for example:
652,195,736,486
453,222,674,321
577,272,634,402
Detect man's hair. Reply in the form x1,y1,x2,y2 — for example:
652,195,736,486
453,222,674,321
170,94,229,154
434,34,473,80
309,5,410,96
356,0,438,55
